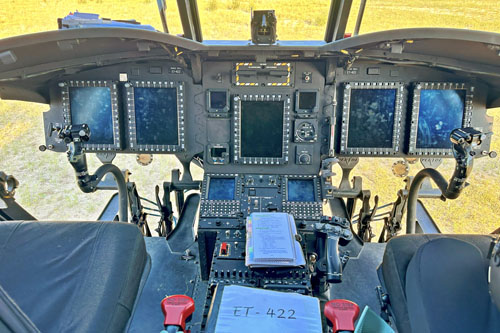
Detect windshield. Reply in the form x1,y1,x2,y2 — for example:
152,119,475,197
353,0,500,35
0,0,498,41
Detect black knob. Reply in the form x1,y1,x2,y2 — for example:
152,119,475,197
299,154,311,164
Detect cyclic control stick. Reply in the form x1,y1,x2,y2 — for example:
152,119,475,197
406,127,485,234
58,124,128,222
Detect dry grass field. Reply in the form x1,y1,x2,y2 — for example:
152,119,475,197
0,0,498,234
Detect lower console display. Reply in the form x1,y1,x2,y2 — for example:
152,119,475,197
287,179,315,202
201,174,242,218
208,178,236,200
200,174,322,220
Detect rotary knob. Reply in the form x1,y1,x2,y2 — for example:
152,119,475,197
299,153,311,165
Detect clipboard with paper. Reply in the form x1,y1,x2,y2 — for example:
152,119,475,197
245,212,306,268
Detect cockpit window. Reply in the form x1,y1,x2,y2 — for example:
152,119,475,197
349,1,500,35
198,0,330,41
198,0,500,41
1,1,497,41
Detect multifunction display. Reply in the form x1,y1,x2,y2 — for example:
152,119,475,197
61,80,120,151
287,179,315,202
208,178,236,201
340,82,404,156
134,87,178,145
409,82,473,156
126,81,185,153
233,94,291,165
241,101,284,158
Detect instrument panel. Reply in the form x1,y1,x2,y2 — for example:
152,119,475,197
43,59,493,173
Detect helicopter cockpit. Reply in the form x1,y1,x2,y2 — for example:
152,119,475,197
0,1,499,332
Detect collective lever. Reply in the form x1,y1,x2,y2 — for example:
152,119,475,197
315,216,353,283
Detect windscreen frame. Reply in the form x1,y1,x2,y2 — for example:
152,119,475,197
126,80,185,153
340,82,404,156
61,80,120,151
233,94,291,165
408,82,473,156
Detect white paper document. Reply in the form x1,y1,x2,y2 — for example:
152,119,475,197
246,212,306,267
214,285,322,333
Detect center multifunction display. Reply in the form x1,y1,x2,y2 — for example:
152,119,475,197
233,94,291,165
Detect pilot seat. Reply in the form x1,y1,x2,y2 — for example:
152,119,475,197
380,234,500,332
0,221,147,332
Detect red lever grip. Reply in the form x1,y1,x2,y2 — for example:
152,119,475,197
324,299,360,332
161,295,195,331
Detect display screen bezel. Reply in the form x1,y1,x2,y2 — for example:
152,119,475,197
408,82,473,156
233,94,291,165
61,80,121,151
340,82,404,156
126,81,185,153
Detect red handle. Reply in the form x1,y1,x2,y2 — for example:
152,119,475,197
161,295,195,331
324,299,360,332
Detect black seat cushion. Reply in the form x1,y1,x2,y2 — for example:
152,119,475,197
381,234,495,333
406,238,500,332
0,221,147,332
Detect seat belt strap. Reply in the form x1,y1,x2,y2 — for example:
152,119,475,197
0,284,40,333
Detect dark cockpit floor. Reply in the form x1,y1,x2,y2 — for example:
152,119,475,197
329,243,386,316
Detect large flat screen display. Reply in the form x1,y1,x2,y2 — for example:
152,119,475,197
134,87,178,145
69,87,114,144
416,89,465,149
208,178,236,200
287,179,315,202
240,101,284,158
347,89,397,149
